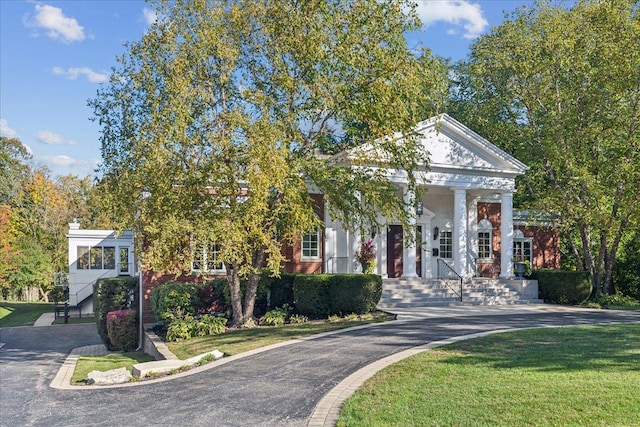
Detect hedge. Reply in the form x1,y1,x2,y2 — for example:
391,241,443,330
261,272,296,309
293,274,382,318
94,276,138,351
106,309,138,351
150,281,203,324
532,269,592,304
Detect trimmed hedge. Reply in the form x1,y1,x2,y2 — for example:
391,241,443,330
293,274,382,318
262,272,296,309
532,269,592,304
293,274,333,318
106,309,138,351
94,276,138,351
151,281,203,324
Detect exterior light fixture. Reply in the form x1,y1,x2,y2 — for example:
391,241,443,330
433,226,439,240
416,201,424,218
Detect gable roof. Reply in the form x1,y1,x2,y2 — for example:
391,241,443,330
335,114,528,178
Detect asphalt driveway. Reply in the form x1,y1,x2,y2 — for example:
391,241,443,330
1,308,639,427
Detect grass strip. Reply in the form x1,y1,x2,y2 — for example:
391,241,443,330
167,314,390,359
337,324,640,427
0,302,54,327
72,352,155,384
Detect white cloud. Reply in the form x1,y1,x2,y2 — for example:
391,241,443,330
415,0,488,39
35,130,75,145
43,155,82,167
0,119,18,138
52,66,108,83
28,4,85,43
142,7,158,25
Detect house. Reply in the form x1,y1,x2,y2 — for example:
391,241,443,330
65,221,135,315
67,115,559,318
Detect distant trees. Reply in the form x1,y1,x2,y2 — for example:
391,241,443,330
0,136,105,301
448,0,640,297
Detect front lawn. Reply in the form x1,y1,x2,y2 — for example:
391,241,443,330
337,324,640,427
0,302,53,327
167,313,390,359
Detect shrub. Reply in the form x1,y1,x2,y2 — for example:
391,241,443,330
94,277,138,350
293,274,333,318
262,272,296,309
166,314,227,341
259,304,292,326
329,274,382,315
194,314,227,336
591,293,640,309
106,309,138,351
166,316,195,341
150,282,202,324
289,314,308,324
293,274,382,318
532,270,591,305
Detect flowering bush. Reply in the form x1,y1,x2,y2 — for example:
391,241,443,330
356,239,376,273
356,239,376,264
106,309,138,351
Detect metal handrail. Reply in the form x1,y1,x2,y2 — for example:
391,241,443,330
325,257,349,274
436,259,463,301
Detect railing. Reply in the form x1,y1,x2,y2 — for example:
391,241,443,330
325,257,350,274
436,259,463,301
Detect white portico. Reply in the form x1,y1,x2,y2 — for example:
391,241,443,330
324,114,528,280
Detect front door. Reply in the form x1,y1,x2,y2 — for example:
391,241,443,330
387,225,403,278
386,225,422,278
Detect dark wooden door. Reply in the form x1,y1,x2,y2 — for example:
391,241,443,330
416,225,422,278
387,225,403,278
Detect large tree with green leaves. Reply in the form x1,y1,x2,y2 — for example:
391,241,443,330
448,0,640,297
91,0,446,327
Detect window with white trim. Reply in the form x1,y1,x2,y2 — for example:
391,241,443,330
477,219,493,260
301,230,320,259
77,246,116,270
513,229,533,264
439,231,453,259
192,242,224,273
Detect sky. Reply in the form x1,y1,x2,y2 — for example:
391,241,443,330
0,0,533,179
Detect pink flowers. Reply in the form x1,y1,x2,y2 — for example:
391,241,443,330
356,239,376,264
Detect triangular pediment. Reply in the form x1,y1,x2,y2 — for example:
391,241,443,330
336,114,528,177
414,114,528,175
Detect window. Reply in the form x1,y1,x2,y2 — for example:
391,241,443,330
439,231,453,259
192,242,224,273
77,246,89,269
477,218,493,259
513,230,533,264
119,247,129,273
77,246,116,270
302,230,320,259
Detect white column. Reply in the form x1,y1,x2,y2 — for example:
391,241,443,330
423,217,433,279
453,188,468,277
500,191,514,278
380,226,388,278
467,195,480,277
402,187,418,278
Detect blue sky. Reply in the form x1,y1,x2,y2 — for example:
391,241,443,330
0,0,532,178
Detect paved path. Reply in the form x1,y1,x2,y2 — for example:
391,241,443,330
1,306,639,427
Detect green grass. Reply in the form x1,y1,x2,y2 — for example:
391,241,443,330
0,302,54,327
167,313,390,359
337,324,640,427
72,351,155,384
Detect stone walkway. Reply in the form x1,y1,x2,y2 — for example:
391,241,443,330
33,312,55,327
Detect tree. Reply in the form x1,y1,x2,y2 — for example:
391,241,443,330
448,0,640,297
91,0,447,327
